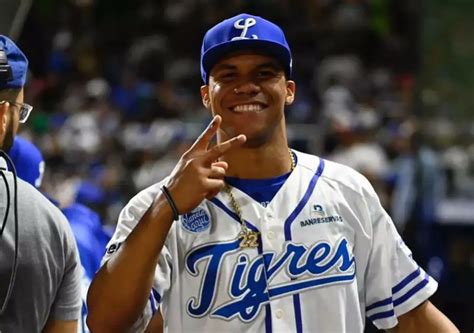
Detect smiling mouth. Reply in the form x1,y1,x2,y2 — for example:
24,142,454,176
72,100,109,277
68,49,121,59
230,103,267,113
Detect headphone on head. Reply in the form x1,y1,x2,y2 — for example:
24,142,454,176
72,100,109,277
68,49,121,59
0,46,13,85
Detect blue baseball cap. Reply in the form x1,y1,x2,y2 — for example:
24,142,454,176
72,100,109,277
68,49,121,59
200,13,292,83
75,180,106,206
8,136,45,188
0,35,28,90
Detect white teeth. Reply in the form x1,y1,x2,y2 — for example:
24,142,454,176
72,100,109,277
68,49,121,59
232,104,264,112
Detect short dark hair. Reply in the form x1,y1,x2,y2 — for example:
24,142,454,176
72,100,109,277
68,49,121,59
0,88,21,101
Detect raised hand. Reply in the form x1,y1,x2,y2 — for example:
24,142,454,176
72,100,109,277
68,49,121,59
164,115,246,214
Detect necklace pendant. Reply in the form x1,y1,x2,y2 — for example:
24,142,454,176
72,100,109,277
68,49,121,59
238,230,259,248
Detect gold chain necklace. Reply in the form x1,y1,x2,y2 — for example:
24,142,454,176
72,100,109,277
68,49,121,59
224,149,296,249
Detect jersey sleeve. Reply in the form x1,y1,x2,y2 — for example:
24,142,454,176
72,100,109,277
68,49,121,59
49,212,83,321
101,182,173,331
364,181,438,330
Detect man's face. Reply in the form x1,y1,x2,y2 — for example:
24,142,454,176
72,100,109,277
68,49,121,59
0,88,23,151
201,52,295,147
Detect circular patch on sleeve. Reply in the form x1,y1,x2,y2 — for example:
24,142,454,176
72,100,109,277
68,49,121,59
181,208,211,233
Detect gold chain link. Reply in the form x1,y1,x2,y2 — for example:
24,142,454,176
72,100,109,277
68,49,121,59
224,185,249,232
225,149,295,248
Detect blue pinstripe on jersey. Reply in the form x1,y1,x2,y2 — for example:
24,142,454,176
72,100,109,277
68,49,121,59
210,197,272,330
206,159,326,332
283,158,325,333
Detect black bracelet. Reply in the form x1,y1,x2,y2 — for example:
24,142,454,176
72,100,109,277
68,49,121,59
161,185,180,221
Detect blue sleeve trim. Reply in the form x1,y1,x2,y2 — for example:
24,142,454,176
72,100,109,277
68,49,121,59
393,274,429,307
367,274,431,323
152,287,162,304
392,267,421,293
366,267,421,311
81,300,88,333
149,294,157,315
367,309,395,321
366,297,393,312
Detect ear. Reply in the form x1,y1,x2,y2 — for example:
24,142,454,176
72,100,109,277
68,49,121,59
0,101,9,133
200,85,211,110
285,80,296,105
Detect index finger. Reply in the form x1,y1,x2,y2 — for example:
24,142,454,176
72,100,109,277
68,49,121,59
187,115,222,153
204,134,247,163
0,101,9,109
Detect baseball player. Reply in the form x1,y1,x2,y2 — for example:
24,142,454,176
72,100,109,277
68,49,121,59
87,14,457,332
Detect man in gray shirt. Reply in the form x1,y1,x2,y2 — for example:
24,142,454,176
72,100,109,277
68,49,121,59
0,35,82,332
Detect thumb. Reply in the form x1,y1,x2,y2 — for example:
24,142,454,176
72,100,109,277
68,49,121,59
211,161,228,170
0,100,9,110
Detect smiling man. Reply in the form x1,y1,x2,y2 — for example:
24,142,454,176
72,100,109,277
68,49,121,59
87,14,457,332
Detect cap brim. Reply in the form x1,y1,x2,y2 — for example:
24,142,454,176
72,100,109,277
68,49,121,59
202,39,291,82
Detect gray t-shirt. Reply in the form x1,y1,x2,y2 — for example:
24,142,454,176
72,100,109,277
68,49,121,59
0,157,82,332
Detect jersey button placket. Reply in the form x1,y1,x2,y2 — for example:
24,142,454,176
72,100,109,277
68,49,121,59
275,309,284,319
262,209,277,244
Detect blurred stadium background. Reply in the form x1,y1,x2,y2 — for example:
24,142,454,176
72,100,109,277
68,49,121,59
1,0,473,330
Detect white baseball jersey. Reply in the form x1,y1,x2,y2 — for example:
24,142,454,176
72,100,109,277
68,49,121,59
103,150,437,332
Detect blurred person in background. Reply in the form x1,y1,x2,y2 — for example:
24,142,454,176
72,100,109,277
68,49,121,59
0,35,81,333
8,135,113,333
323,79,391,207
8,136,111,280
389,120,447,266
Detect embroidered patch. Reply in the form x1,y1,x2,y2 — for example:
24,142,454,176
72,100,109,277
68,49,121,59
181,208,211,233
311,204,326,216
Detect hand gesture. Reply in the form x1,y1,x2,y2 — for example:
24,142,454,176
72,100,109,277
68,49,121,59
164,115,246,214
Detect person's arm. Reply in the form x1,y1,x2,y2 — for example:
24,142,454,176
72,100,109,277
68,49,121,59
44,205,83,331
42,319,78,333
87,116,245,332
144,311,164,333
87,193,174,333
388,301,458,333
